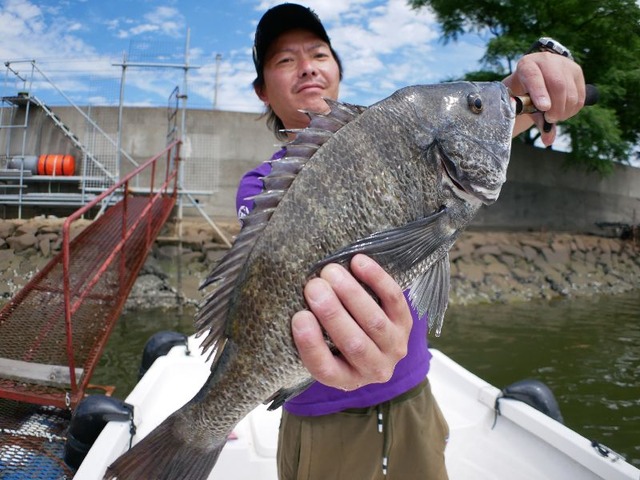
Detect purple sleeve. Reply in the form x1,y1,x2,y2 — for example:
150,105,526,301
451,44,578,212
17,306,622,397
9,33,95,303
236,164,267,220
236,149,284,220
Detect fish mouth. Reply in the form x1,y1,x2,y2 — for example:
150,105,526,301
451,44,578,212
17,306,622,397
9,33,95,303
438,145,500,205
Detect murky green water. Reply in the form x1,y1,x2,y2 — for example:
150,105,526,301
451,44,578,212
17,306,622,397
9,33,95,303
94,291,640,468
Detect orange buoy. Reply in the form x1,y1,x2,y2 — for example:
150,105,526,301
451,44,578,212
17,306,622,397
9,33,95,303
37,154,75,176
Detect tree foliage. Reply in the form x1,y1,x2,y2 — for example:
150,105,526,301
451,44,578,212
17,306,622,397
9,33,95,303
408,0,640,174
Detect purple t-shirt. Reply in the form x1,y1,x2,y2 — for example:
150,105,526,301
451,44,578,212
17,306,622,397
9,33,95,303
235,149,431,416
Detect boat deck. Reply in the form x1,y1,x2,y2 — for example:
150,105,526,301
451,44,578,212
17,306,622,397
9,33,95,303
77,338,640,480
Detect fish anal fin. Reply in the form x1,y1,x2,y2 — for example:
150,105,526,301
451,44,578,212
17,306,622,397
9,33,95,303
408,254,451,336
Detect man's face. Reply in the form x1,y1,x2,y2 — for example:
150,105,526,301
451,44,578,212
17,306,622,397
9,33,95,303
257,29,341,131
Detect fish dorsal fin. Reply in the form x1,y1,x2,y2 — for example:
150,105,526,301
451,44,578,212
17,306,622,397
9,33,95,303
194,99,367,360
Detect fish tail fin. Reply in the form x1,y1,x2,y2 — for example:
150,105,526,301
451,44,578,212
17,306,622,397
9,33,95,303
104,413,224,480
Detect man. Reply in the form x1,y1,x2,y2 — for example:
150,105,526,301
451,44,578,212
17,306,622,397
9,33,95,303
239,4,587,479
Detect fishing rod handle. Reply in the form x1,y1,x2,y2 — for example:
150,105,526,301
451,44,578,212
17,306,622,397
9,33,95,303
513,84,599,115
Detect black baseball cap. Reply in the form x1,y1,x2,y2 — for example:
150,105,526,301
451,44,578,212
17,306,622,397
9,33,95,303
253,3,332,75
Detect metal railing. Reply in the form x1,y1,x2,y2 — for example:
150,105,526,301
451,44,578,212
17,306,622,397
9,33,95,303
0,140,180,408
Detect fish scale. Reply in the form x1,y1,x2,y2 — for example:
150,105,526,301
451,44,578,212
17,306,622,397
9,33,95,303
105,81,515,480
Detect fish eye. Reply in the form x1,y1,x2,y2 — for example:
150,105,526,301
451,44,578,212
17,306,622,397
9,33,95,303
467,93,483,114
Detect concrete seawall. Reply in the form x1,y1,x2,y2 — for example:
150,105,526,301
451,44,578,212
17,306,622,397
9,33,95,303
1,218,637,312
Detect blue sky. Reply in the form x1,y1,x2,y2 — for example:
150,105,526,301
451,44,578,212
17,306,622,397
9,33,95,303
0,0,488,112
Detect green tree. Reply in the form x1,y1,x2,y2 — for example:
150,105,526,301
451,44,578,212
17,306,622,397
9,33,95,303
408,0,640,174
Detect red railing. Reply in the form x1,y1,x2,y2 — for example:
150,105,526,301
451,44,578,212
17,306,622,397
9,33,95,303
0,140,180,408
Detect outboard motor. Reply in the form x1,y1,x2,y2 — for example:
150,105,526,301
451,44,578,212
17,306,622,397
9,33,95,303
64,395,134,470
138,330,189,379
501,379,564,424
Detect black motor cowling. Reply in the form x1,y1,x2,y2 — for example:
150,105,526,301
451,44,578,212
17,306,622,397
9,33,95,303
64,395,134,470
501,379,564,424
138,330,189,379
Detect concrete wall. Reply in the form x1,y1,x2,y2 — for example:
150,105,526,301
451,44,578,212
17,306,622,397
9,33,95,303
474,142,640,233
2,105,639,233
59,106,277,221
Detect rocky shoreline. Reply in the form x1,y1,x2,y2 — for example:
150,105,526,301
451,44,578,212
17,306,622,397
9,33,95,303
0,217,638,311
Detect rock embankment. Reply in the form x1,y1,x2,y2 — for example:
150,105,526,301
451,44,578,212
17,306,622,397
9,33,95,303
0,217,638,311
447,230,639,304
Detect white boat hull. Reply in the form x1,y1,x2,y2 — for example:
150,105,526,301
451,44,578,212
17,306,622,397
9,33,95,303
77,335,639,479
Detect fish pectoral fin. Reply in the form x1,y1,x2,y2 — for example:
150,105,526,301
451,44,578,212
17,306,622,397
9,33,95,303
311,208,451,276
265,378,315,410
409,255,451,336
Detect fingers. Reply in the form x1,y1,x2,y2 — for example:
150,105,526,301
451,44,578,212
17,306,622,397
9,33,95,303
517,56,562,116
349,254,413,352
291,309,350,386
537,112,557,147
292,254,411,391
506,52,586,146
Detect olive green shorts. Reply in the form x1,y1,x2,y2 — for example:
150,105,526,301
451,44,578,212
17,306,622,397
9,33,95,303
277,378,449,480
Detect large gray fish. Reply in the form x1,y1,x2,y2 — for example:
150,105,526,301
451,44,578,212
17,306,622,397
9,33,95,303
105,81,515,479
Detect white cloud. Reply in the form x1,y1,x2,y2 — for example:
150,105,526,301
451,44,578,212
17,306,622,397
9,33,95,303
0,0,97,60
189,51,263,112
126,24,160,37
115,6,185,39
143,6,184,38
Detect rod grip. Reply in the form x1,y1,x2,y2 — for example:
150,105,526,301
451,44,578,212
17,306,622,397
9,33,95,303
514,84,599,115
584,84,599,106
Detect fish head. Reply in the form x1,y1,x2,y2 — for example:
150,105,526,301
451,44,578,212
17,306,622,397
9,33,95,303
411,81,516,205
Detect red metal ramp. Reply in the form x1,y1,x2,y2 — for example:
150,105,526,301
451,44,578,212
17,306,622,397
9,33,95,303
0,141,180,409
